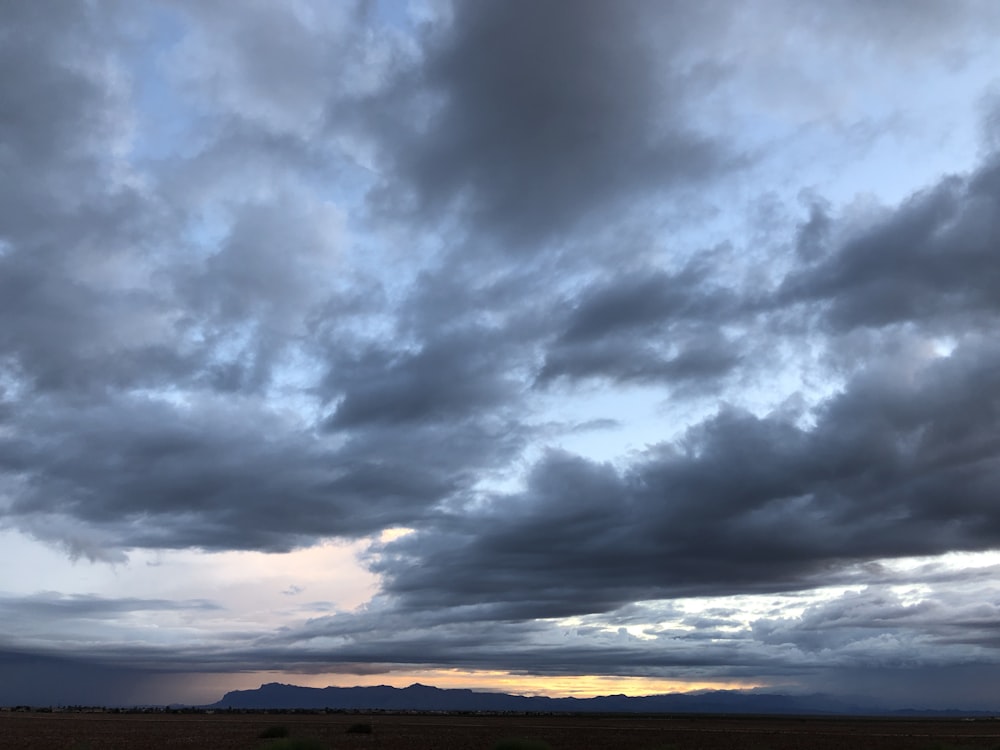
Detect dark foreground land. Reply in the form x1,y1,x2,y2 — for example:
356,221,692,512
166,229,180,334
2,711,1000,750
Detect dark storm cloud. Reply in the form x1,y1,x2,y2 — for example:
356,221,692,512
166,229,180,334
557,266,738,343
538,265,744,385
0,234,187,394
323,327,521,428
540,336,741,385
0,2,343,399
173,191,349,394
0,593,220,620
0,0,491,557
0,2,193,395
371,341,1000,619
0,3,124,228
780,157,1000,330
363,0,733,247
1,0,996,576
0,394,458,558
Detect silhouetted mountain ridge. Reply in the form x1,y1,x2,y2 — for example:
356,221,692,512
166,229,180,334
207,683,994,716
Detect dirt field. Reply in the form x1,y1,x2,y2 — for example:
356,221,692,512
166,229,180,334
2,711,1000,750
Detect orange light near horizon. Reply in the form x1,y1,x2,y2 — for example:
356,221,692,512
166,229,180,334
224,668,763,699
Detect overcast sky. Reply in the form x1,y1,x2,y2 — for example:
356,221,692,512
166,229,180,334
3,0,1000,710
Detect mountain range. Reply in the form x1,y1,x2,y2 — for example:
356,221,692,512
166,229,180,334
207,683,996,716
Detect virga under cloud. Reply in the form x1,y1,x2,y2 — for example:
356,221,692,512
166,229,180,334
1,0,1000,709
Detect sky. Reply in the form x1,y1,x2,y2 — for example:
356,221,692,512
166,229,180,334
2,0,1000,710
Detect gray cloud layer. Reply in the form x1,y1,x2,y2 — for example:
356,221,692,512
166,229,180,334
2,0,1000,705
362,0,735,248
372,339,1000,619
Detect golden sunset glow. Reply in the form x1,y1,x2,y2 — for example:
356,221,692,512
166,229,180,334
235,669,762,698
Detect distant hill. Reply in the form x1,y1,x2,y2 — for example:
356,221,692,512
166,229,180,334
206,682,994,716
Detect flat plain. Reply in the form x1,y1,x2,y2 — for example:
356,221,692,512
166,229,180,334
2,711,1000,750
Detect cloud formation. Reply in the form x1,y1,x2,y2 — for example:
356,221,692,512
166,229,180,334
372,339,1000,621
363,0,734,247
2,0,1000,708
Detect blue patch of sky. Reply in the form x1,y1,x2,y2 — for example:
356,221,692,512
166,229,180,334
122,5,200,164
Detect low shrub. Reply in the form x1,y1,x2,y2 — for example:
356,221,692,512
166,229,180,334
258,725,290,738
493,739,552,750
262,739,328,750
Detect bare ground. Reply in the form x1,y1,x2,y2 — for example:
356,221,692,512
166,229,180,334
2,711,1000,750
